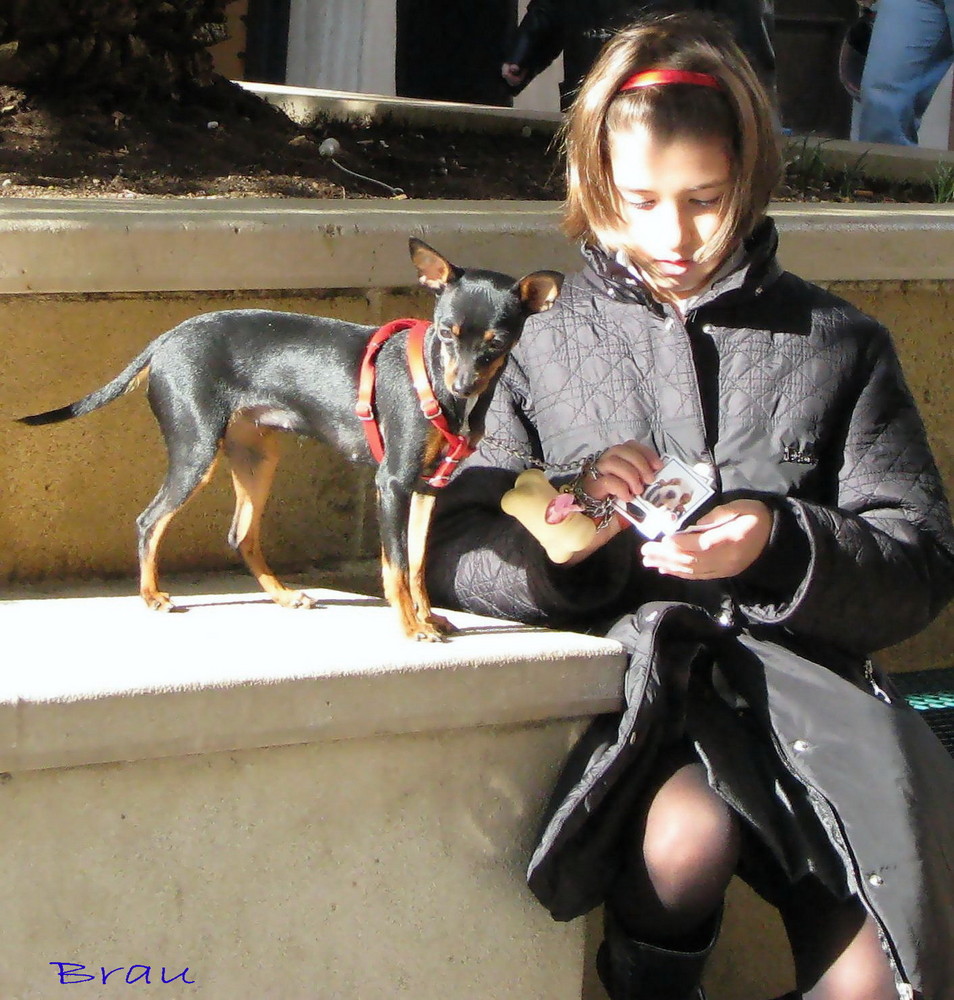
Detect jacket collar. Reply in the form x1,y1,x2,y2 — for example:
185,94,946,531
580,216,783,314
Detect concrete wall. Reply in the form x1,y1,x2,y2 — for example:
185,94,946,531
826,279,954,672
3,724,586,1000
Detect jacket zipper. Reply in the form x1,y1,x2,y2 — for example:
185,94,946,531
767,728,911,997
660,307,720,488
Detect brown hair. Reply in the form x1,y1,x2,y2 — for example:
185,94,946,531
562,12,781,265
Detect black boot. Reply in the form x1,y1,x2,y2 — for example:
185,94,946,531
596,906,720,1000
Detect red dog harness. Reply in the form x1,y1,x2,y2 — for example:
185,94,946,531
355,318,475,488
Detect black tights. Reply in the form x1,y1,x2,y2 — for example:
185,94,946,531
609,750,898,1000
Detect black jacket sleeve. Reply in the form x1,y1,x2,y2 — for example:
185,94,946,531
425,356,639,627
503,0,565,92
734,324,954,653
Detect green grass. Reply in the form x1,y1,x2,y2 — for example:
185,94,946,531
929,163,954,203
780,139,938,204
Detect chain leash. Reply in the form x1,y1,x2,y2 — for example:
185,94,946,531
480,434,593,474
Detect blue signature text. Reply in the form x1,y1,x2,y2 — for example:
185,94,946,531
50,963,195,985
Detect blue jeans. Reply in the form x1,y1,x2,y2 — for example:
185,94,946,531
858,0,954,144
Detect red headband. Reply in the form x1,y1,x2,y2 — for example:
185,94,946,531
618,69,722,92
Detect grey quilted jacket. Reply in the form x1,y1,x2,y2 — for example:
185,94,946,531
425,218,954,997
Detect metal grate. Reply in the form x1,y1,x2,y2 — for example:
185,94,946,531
891,668,954,757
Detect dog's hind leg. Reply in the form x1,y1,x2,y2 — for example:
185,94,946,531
137,442,221,611
223,414,319,609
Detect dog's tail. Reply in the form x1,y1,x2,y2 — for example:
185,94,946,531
17,341,157,427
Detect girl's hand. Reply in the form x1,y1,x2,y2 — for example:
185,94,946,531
583,441,664,504
639,499,772,580
562,441,662,565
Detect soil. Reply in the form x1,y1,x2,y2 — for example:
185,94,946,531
0,76,937,203
0,77,563,201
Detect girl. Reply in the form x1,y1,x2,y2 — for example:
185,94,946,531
426,12,954,1000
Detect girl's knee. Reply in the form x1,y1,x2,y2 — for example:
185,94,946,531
806,963,897,1000
644,799,739,878
642,765,740,888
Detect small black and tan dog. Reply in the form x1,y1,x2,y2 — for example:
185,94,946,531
20,238,562,640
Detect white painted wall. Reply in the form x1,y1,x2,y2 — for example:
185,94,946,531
286,0,397,96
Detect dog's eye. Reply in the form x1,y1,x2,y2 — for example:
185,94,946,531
437,327,456,343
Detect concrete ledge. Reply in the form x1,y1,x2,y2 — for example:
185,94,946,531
2,198,954,295
771,203,954,281
0,575,796,1000
0,198,568,294
0,575,626,774
240,80,563,135
0,575,628,999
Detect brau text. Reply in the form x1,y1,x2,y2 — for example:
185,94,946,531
50,963,195,985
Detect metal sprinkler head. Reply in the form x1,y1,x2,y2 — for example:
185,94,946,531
315,136,405,198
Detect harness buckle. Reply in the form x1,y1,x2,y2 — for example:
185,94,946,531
420,398,443,421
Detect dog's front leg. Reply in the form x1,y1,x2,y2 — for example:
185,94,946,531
377,480,450,641
407,491,457,638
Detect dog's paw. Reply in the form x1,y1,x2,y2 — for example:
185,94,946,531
272,589,321,610
142,591,175,612
413,626,448,642
411,613,456,642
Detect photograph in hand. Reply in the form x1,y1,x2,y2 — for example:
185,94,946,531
614,456,716,540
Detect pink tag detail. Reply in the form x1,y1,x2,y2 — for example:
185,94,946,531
545,492,585,524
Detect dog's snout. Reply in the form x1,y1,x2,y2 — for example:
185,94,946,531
444,365,480,398
454,374,479,396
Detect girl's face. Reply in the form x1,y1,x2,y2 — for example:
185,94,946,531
608,122,733,303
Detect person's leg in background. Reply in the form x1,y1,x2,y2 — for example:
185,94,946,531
858,0,953,144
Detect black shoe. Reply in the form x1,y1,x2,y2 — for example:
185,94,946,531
596,907,720,1000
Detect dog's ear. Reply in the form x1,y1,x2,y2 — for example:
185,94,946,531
515,270,563,314
409,237,463,291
